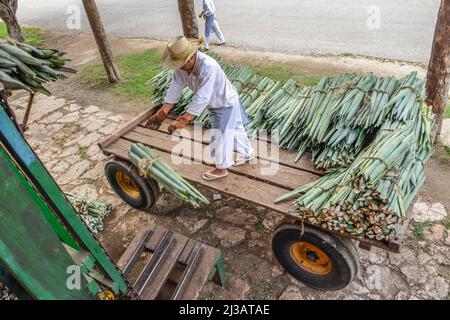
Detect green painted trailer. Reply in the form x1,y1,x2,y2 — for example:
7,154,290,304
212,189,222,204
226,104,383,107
0,97,129,299
0,91,225,300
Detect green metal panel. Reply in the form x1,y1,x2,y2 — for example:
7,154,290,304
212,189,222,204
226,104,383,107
0,262,31,300
0,147,95,299
0,146,79,250
0,105,128,294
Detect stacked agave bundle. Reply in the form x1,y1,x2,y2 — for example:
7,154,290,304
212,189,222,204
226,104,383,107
242,76,281,118
294,73,399,169
310,75,399,169
275,74,434,241
248,76,338,144
246,79,301,135
149,68,174,105
275,75,356,152
149,52,422,149
299,74,378,168
240,76,280,110
148,51,434,241
247,72,403,170
129,143,209,208
0,39,76,95
149,51,282,128
66,193,113,234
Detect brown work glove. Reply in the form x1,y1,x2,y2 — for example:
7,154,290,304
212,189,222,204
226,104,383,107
145,108,169,129
168,114,193,134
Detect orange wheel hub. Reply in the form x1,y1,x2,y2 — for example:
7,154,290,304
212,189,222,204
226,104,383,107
97,290,115,300
290,242,333,276
115,172,140,199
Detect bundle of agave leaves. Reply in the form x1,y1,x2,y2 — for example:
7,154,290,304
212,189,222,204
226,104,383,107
129,143,209,208
66,193,113,234
0,38,76,95
149,52,434,241
275,95,434,240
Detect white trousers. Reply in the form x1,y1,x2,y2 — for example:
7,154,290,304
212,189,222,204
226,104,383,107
205,14,225,49
209,103,254,169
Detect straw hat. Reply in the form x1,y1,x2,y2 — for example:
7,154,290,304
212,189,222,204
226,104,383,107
163,36,204,70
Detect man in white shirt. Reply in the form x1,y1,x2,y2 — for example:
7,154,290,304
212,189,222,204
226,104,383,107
146,36,254,181
199,0,226,50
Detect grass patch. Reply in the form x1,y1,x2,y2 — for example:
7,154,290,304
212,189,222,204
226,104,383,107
77,144,88,160
56,134,70,149
445,104,450,119
247,64,323,86
412,220,434,239
253,221,263,231
79,49,163,103
0,23,46,46
79,49,327,102
442,219,450,230
124,232,135,243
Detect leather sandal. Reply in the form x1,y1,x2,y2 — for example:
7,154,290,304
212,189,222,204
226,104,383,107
232,155,256,166
201,170,229,181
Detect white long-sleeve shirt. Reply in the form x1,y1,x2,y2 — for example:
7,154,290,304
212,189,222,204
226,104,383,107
203,0,216,16
164,52,239,116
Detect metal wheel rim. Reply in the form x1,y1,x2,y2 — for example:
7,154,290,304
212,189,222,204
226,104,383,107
290,241,333,276
115,172,140,199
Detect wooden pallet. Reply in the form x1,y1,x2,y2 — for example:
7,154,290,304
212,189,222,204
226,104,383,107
99,108,411,253
117,224,225,300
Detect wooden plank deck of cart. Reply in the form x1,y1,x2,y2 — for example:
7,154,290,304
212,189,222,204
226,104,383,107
99,106,412,291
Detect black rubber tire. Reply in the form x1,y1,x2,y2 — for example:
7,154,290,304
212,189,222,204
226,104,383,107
272,223,360,291
105,158,160,211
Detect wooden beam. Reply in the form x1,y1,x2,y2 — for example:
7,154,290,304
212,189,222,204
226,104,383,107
98,106,157,150
81,0,121,83
121,128,319,190
426,0,450,141
102,139,294,214
155,120,324,176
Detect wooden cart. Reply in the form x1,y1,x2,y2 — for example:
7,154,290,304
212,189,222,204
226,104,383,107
99,107,411,291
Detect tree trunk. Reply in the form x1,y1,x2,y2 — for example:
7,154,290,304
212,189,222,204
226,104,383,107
177,0,199,38
81,0,121,83
0,0,25,42
426,0,450,141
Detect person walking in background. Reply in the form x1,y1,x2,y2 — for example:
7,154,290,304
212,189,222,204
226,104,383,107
199,0,226,50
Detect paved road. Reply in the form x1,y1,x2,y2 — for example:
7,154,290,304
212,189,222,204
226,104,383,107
17,0,440,63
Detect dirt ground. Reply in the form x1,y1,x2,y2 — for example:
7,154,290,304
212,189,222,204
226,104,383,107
3,29,449,300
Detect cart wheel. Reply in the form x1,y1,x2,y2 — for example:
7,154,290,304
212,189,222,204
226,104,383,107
272,223,360,291
105,158,160,211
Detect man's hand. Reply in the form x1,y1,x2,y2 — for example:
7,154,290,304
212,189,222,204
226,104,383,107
199,11,204,19
145,104,172,129
168,114,194,134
